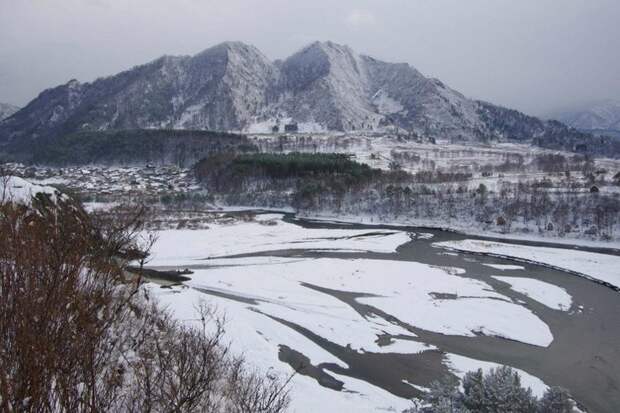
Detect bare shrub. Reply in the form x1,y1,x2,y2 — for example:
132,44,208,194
0,190,290,412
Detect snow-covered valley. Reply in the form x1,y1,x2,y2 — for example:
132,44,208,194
3,134,620,412
3,0,619,410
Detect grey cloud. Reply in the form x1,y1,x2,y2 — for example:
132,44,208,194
1,0,618,116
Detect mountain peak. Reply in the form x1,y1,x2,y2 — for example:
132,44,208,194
306,40,353,52
198,41,262,57
216,40,256,51
297,41,357,61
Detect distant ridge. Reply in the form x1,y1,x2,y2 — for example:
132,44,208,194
551,100,620,138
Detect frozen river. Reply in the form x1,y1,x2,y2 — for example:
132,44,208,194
143,212,620,413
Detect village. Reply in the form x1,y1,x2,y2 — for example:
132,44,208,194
1,162,202,203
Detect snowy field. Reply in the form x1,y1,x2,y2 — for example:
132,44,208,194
143,215,560,411
434,239,620,290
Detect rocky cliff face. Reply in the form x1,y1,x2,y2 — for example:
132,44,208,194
0,41,612,155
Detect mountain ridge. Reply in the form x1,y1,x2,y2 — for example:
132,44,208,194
1,41,616,157
0,103,20,121
550,100,620,137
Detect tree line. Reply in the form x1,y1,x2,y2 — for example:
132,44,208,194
193,153,620,240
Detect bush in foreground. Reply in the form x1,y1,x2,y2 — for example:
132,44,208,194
0,188,290,412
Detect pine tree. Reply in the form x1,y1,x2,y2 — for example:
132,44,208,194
482,366,537,413
462,368,486,412
538,387,574,413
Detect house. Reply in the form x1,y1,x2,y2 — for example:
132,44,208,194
284,123,298,133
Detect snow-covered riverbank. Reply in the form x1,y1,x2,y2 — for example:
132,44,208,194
434,239,620,290
293,211,620,250
146,213,411,266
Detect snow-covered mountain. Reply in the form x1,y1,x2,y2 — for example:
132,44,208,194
551,100,620,135
0,103,19,121
268,41,485,137
0,41,608,154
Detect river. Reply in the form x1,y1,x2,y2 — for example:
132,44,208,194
146,213,620,412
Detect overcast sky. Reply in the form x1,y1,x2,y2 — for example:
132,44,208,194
1,0,619,116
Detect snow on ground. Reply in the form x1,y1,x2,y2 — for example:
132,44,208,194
145,217,558,411
82,201,120,212
445,353,548,398
0,176,63,205
492,277,573,311
31,176,70,186
178,257,431,354
348,260,552,346
319,371,412,413
483,264,525,271
434,239,620,290
148,283,348,368
244,118,327,134
146,214,412,266
151,254,552,348
147,283,412,413
148,254,551,411
299,212,620,249
372,89,404,114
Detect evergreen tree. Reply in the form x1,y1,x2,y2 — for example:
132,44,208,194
425,378,469,413
413,367,573,413
462,368,486,412
482,366,537,413
538,387,574,413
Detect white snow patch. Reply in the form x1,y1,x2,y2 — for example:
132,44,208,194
83,201,120,213
492,276,572,311
147,215,411,266
147,283,412,413
162,253,552,347
435,239,620,290
483,264,525,271
372,89,404,115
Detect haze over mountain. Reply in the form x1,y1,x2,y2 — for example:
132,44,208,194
551,100,620,137
0,41,609,155
0,103,19,121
